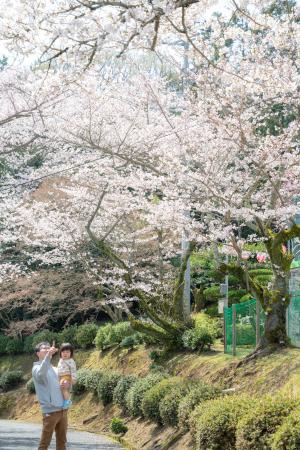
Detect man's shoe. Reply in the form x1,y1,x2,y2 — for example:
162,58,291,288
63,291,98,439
62,399,72,409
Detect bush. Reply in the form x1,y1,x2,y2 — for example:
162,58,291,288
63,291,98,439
85,370,103,394
205,305,219,317
0,334,9,355
0,370,23,392
32,330,57,349
110,418,128,435
72,369,91,395
182,315,219,351
23,335,35,353
57,325,78,346
97,371,122,405
125,373,165,418
119,334,139,349
75,323,98,349
191,395,255,450
95,322,133,351
113,375,138,412
178,381,222,431
159,383,190,427
5,339,24,355
236,396,299,450
228,289,247,303
203,286,221,302
26,378,35,394
270,408,300,450
141,377,182,424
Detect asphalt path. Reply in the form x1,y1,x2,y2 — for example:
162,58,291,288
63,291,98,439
0,420,124,450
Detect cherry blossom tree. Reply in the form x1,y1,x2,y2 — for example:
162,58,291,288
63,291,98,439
0,0,299,352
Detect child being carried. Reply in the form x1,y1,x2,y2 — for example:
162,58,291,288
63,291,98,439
57,343,77,409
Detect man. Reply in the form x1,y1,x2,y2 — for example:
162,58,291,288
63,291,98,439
32,341,68,450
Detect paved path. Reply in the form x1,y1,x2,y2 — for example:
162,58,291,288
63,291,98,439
0,420,124,450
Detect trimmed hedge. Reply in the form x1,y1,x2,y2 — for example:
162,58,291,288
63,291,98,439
141,377,183,423
97,371,122,405
191,395,255,450
113,375,138,412
26,378,35,394
270,408,300,450
72,369,92,395
178,381,222,431
159,383,190,427
236,396,299,450
125,373,165,418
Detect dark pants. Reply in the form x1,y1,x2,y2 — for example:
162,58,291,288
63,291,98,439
38,410,68,450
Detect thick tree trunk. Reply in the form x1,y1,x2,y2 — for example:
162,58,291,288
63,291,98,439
258,274,290,348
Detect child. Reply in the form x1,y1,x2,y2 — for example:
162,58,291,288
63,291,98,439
57,342,77,409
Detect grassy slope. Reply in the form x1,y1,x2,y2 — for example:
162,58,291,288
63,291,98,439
2,344,300,449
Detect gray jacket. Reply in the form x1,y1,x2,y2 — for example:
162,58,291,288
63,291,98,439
32,354,64,414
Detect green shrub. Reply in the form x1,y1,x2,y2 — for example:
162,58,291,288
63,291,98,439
113,375,138,412
270,408,300,450
182,327,215,350
141,377,183,424
0,370,23,392
182,315,219,351
191,395,255,450
148,350,160,362
228,289,247,303
79,369,103,394
5,339,24,355
26,378,35,394
97,372,122,405
57,325,78,346
110,418,128,435
0,334,9,355
178,381,222,431
125,373,165,418
72,369,91,395
95,322,133,351
119,334,139,349
159,383,190,427
32,330,57,349
75,323,98,349
236,396,299,450
23,335,35,353
239,294,252,303
205,305,219,317
203,285,221,302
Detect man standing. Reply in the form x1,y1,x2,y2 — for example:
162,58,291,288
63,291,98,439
32,341,68,450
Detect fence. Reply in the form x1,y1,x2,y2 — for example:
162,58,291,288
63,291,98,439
224,293,300,355
224,298,265,355
287,291,300,347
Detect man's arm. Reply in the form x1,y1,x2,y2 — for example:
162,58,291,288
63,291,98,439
32,353,51,382
32,346,57,382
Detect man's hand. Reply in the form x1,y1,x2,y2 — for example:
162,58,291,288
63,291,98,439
60,379,70,388
47,346,58,357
